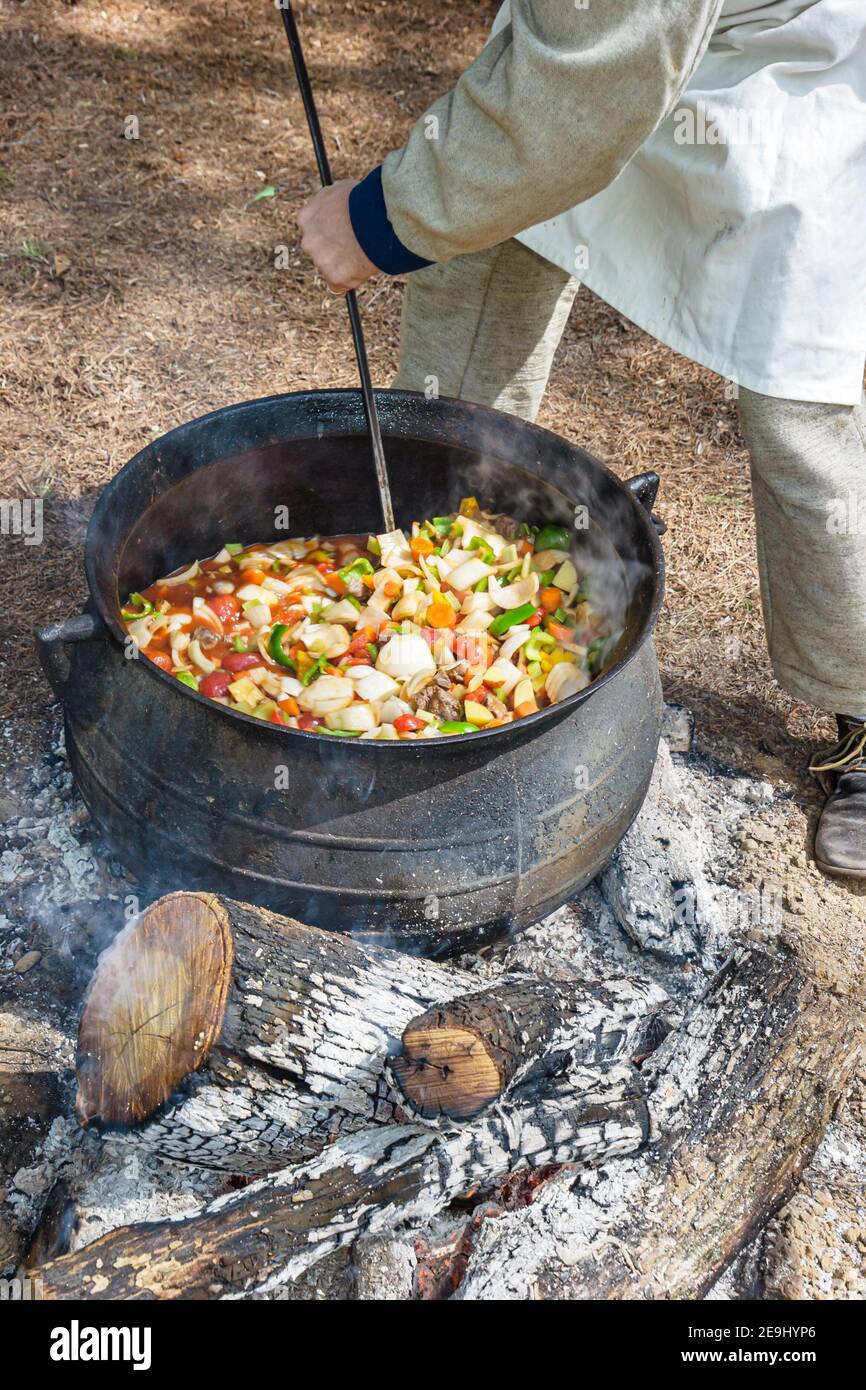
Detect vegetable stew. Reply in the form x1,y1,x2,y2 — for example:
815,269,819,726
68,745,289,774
120,499,616,738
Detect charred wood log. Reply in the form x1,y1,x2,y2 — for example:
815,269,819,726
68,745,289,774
388,977,665,1121
76,892,662,1173
456,946,864,1300
75,891,474,1171
37,1069,649,1301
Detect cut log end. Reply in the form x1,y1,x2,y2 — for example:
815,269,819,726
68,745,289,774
75,892,234,1129
390,1018,504,1121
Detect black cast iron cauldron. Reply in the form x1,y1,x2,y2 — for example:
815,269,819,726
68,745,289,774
37,389,664,957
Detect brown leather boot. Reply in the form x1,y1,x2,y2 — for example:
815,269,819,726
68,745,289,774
810,716,866,877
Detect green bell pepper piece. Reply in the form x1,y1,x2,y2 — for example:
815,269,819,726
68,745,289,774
338,555,375,586
534,525,571,552
489,602,537,638
438,720,481,734
269,624,296,669
175,671,198,690
121,592,154,620
301,654,328,686
225,542,243,555
468,537,495,564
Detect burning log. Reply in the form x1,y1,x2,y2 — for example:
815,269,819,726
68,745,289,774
76,892,662,1173
388,978,666,1121
37,1068,649,1300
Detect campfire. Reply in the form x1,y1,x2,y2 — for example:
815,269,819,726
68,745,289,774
5,731,860,1302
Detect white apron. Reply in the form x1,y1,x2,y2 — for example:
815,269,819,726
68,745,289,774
498,0,866,404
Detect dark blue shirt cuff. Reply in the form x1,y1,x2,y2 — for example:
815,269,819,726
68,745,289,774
349,166,433,275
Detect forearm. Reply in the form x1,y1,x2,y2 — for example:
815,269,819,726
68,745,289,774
359,0,723,266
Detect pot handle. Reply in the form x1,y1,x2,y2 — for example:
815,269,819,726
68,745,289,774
626,470,667,535
36,612,107,700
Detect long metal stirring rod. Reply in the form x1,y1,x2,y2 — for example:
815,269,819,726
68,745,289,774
278,2,396,533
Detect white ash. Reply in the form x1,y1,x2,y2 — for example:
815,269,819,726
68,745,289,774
0,705,846,1298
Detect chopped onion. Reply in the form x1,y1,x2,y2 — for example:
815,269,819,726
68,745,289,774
298,675,354,717
295,620,350,660
391,590,425,621
262,576,295,596
444,557,491,592
323,598,362,625
461,591,493,614
192,597,223,632
484,659,522,696
237,584,278,607
456,611,493,634
377,634,436,682
325,702,379,733
244,601,271,630
380,696,413,723
351,669,399,703
531,549,570,570
546,662,590,703
499,624,532,661
355,603,390,631
159,560,200,586
188,639,216,675
489,573,539,610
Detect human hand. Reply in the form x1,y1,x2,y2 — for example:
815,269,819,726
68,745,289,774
297,179,378,294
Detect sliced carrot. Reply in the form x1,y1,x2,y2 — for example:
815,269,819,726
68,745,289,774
241,568,268,586
410,536,434,557
362,573,377,589
383,580,401,598
280,696,301,717
540,587,561,613
514,700,539,718
547,620,574,642
427,601,457,629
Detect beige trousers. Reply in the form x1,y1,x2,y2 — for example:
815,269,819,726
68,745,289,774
394,240,866,718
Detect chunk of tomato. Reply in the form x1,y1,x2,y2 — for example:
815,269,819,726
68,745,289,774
209,594,241,625
393,714,426,734
199,670,231,699
222,651,261,673
298,714,324,731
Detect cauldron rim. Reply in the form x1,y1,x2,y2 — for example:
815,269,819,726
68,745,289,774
85,387,665,751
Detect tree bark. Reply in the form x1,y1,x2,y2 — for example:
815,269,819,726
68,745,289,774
76,891,475,1171
456,946,864,1300
77,892,662,1174
389,977,665,1120
37,1071,649,1301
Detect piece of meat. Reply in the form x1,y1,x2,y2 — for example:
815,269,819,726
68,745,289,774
414,671,462,722
482,510,523,540
191,625,221,649
484,693,509,720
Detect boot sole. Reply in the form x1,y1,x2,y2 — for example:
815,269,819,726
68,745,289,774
814,856,866,880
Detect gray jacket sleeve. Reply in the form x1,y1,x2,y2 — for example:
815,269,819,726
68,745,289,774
380,0,724,264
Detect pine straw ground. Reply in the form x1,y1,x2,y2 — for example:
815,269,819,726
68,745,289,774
0,0,841,787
